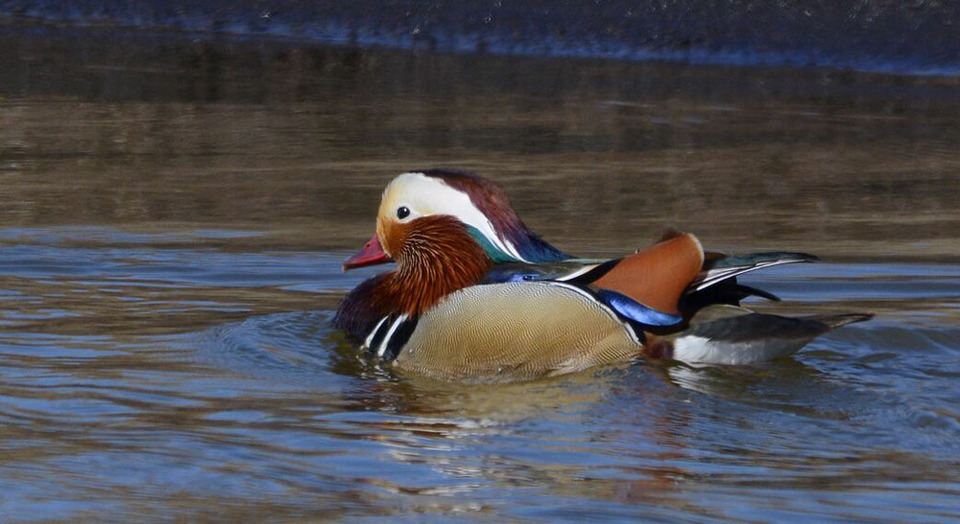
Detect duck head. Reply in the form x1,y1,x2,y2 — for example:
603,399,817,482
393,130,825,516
344,171,520,316
344,169,568,270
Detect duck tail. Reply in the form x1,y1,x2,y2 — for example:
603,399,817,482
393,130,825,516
806,312,875,329
646,306,875,364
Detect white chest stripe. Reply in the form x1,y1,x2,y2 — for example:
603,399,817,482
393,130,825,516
377,314,409,357
363,316,389,349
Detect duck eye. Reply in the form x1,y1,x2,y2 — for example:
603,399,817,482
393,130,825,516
396,206,410,219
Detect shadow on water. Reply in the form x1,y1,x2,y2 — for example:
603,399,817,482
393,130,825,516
0,25,958,521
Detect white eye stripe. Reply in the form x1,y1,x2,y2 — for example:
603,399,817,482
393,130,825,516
388,173,529,262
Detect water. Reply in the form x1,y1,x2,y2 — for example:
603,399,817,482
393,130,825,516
1,28,959,522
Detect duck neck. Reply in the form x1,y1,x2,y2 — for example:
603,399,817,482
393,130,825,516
383,216,493,317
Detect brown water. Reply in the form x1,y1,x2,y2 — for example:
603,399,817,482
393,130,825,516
1,28,959,522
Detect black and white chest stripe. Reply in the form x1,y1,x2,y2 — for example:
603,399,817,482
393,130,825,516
363,314,420,361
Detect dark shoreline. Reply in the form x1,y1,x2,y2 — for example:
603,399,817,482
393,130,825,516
2,22,959,108
2,1,959,77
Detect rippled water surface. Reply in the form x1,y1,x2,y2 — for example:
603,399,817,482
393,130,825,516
1,28,959,522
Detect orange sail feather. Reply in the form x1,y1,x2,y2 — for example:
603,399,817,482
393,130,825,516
592,233,704,315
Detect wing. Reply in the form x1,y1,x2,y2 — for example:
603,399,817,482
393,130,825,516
485,233,705,330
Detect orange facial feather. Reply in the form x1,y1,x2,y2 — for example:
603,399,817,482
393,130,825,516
375,215,492,316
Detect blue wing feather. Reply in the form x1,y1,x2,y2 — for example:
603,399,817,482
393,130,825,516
595,289,684,327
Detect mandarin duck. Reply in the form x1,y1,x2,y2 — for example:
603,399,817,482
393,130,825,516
334,169,871,383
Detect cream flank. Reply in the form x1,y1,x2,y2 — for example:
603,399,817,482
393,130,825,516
394,281,644,382
380,173,529,262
